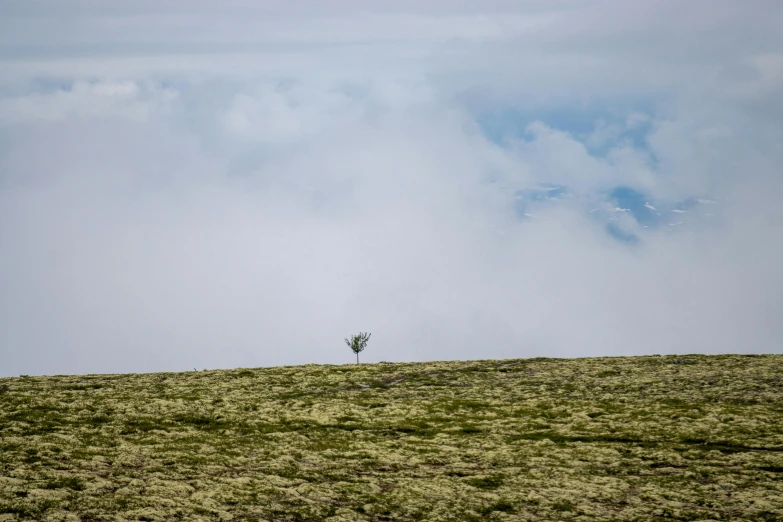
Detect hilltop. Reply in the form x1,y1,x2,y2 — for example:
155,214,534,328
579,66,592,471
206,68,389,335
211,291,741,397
1,354,782,521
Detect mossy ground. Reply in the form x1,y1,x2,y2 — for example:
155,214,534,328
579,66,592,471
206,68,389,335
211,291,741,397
1,354,782,521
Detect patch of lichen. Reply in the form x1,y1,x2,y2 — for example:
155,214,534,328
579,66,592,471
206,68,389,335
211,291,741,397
1,354,782,521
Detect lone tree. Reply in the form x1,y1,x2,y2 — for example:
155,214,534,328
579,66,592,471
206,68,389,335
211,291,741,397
345,332,371,364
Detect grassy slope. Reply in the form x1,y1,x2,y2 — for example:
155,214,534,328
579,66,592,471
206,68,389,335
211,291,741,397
0,354,782,522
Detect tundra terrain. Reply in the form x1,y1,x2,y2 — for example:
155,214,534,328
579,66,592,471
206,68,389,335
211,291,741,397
1,354,782,521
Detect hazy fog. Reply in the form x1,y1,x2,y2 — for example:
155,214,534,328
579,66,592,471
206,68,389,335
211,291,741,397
1,0,781,376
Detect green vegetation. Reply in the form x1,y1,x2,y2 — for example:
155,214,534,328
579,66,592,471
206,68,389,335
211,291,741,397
0,354,782,521
345,332,371,364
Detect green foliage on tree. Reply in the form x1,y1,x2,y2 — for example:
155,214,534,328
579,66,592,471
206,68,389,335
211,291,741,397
345,332,371,364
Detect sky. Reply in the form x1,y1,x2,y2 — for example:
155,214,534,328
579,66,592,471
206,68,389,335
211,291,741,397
1,0,782,377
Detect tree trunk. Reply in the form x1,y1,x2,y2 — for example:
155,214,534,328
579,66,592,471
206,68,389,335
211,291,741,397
356,353,359,364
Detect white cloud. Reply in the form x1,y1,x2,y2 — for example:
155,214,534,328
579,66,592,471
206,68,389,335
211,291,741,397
626,112,650,129
0,81,177,123
0,0,781,376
